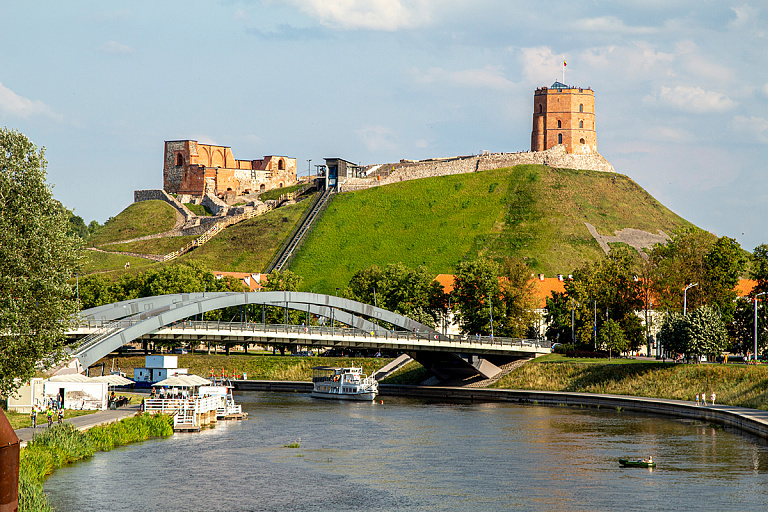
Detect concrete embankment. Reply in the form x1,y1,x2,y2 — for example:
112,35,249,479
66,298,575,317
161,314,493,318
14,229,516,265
233,380,768,440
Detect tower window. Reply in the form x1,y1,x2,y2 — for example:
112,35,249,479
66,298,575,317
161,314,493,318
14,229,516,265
557,120,562,128
538,104,543,113
580,138,585,144
579,104,583,112
580,120,583,128
176,153,183,166
558,133,563,144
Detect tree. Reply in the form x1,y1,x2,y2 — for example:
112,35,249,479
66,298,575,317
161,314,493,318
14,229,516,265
497,258,539,338
657,306,728,362
650,228,713,311
262,269,304,325
701,236,747,323
452,259,502,336
345,263,447,328
750,243,768,296
598,318,627,359
0,128,82,395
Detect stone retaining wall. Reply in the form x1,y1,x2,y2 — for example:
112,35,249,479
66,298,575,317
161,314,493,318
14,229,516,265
340,145,614,193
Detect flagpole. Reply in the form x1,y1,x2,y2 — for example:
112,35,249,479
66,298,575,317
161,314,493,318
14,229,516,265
563,58,566,84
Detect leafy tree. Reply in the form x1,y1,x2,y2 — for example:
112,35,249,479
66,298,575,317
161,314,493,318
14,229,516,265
452,259,502,336
598,318,627,359
544,292,571,343
345,263,447,328
67,211,89,239
565,247,643,349
750,243,768,296
650,227,713,311
261,269,304,325
498,258,538,338
0,128,82,395
731,297,768,357
657,307,728,361
701,236,747,323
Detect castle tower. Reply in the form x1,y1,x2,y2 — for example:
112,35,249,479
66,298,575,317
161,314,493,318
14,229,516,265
531,82,597,155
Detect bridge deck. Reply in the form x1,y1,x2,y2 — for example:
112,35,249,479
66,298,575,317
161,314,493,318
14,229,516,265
69,320,550,357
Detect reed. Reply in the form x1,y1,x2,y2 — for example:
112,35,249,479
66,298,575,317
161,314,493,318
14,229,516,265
19,413,173,512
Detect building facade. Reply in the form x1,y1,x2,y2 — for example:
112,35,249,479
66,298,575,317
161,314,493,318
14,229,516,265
163,140,297,198
531,82,597,154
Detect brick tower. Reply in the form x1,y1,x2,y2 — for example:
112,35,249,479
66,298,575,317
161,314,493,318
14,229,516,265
531,82,597,154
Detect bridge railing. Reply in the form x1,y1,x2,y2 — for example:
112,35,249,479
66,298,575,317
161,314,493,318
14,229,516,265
72,319,549,349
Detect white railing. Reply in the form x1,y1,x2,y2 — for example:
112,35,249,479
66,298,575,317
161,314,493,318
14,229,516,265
73,319,549,350
144,396,219,429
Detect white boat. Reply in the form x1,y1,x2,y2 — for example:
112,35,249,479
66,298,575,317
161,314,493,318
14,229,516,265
311,366,379,401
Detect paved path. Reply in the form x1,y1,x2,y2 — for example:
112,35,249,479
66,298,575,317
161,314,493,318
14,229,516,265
15,404,141,446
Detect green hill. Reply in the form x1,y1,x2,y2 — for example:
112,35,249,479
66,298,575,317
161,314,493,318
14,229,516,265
289,165,696,294
82,197,314,276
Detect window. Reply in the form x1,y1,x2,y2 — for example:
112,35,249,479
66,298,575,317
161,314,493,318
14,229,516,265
580,120,583,128
558,133,563,144
259,184,266,192
176,153,183,166
580,138,585,144
557,120,562,128
579,104,583,112
278,159,285,170
538,104,543,113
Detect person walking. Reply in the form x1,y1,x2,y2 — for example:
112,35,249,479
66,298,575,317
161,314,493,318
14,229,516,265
695,394,699,406
711,392,716,405
58,408,64,425
30,408,37,428
701,392,707,406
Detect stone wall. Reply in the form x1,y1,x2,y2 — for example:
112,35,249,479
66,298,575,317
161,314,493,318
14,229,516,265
339,145,614,193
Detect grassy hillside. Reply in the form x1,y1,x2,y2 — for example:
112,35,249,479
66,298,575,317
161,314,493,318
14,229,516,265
290,165,696,294
89,200,177,246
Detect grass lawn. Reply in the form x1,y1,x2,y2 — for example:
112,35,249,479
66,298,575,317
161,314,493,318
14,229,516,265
106,235,197,256
90,200,177,246
81,250,157,274
177,196,314,272
492,357,768,410
259,183,308,201
290,165,695,294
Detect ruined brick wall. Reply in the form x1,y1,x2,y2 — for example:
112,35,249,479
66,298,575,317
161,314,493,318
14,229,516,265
163,141,189,193
340,146,614,193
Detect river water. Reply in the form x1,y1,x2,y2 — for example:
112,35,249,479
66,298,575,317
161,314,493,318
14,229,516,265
44,392,768,511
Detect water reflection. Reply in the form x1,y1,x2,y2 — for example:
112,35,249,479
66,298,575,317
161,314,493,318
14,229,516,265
44,392,768,512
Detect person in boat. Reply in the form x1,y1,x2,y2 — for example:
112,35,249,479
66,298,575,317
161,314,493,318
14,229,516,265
642,455,653,463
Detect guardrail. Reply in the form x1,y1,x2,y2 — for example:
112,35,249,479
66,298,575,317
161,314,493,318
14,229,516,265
72,319,549,350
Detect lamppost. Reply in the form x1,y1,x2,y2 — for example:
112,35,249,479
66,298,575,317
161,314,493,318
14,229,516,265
307,159,311,176
489,297,494,338
571,300,579,344
755,292,767,362
683,283,698,315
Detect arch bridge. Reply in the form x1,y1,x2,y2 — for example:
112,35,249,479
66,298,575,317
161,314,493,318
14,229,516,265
67,292,549,380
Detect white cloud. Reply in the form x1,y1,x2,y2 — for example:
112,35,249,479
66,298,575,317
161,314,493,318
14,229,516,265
643,125,693,142
732,115,768,143
673,40,734,85
0,82,55,119
643,85,736,113
567,15,656,35
281,0,439,31
519,47,562,85
411,66,514,91
356,125,398,152
99,40,135,55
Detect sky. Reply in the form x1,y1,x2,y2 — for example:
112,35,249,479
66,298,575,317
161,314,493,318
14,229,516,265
1,1,767,250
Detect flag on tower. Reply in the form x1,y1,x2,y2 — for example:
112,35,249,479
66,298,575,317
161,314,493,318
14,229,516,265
563,60,567,67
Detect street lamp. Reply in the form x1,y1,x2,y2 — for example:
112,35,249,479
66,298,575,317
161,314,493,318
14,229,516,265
755,292,767,362
571,300,579,344
489,297,494,338
683,283,698,315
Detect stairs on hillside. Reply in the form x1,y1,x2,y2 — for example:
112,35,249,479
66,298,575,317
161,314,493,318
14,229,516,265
265,186,335,273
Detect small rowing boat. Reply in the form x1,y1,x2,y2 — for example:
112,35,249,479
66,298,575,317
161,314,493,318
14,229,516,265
619,458,656,468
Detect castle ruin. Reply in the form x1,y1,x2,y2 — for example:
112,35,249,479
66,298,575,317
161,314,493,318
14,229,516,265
163,140,297,200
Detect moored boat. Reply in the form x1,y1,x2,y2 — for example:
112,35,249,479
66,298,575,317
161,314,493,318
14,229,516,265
311,366,378,401
619,458,656,468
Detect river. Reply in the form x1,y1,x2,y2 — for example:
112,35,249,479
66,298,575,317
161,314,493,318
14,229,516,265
44,391,768,511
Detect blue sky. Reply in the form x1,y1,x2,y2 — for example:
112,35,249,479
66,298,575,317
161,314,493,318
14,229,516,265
1,1,767,251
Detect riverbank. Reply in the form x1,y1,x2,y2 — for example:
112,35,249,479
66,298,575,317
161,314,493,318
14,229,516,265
18,412,173,512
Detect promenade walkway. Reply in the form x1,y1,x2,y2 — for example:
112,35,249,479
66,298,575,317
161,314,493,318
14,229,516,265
15,404,141,446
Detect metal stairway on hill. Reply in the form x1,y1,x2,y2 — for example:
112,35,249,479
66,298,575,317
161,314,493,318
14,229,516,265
265,186,335,273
